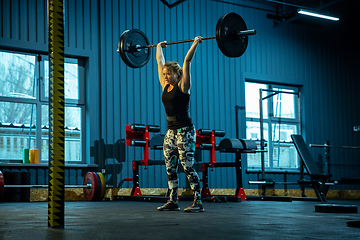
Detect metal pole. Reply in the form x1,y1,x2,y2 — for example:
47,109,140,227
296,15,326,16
235,105,240,139
48,0,65,228
297,92,306,196
325,140,330,175
259,89,265,180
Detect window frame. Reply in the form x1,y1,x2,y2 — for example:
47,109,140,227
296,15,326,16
0,49,85,164
246,81,301,171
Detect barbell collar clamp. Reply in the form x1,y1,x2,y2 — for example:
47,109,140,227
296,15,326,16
236,29,257,36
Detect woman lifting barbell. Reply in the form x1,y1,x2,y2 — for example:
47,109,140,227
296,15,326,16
156,36,204,212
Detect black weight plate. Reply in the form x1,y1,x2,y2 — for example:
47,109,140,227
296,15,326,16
118,29,151,68
216,12,248,58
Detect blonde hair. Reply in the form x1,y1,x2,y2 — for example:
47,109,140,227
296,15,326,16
163,61,182,82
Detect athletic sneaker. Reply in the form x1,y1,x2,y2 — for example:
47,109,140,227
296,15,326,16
184,200,204,212
157,200,180,211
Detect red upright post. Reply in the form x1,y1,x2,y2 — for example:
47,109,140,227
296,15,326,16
209,131,216,168
142,126,150,166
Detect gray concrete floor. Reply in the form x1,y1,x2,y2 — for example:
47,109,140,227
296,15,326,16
1,199,360,240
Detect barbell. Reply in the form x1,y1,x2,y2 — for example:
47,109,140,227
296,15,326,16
0,171,108,201
117,12,257,68
310,143,360,149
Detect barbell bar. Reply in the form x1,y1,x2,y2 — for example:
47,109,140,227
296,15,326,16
118,12,257,68
3,184,93,188
309,144,360,149
135,29,257,49
0,171,108,201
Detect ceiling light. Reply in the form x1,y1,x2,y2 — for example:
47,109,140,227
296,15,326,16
297,9,339,21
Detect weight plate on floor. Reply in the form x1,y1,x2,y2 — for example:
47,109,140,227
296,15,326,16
0,172,4,201
97,172,107,201
347,220,360,228
216,12,248,58
94,172,102,201
315,204,358,213
83,172,99,201
118,29,151,68
93,172,101,201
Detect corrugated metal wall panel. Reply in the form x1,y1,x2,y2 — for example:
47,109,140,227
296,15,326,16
94,0,360,189
37,0,47,45
66,0,77,48
0,1,2,38
10,0,19,40
75,0,84,49
83,1,92,50
0,0,359,190
19,0,28,42
0,0,91,52
28,0,36,43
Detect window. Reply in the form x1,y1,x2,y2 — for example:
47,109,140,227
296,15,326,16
245,82,300,170
0,50,85,163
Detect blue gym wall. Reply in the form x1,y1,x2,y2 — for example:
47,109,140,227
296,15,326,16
0,0,359,191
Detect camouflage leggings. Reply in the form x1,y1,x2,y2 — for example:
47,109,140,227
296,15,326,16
163,125,201,202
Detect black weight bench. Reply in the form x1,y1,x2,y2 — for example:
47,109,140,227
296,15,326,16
203,138,257,201
291,134,333,202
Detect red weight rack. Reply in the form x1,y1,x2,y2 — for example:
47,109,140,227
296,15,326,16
124,123,161,197
195,129,225,198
